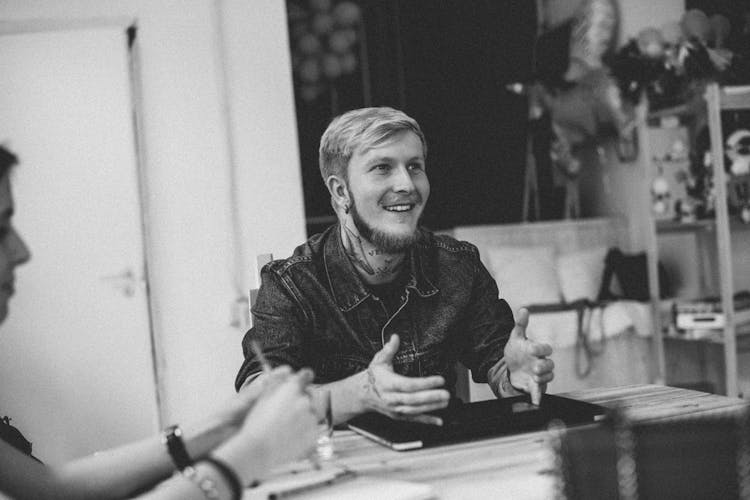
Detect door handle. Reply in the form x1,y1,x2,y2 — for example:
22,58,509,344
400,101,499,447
100,268,142,297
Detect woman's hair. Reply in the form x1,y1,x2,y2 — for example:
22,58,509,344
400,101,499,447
318,107,427,182
0,146,18,180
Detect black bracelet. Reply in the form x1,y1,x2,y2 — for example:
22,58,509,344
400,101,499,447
161,424,192,471
203,456,243,500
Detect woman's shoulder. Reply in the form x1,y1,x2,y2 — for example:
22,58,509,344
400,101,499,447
1,415,40,462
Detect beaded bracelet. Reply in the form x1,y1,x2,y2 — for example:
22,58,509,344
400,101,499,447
182,465,221,500
203,457,242,500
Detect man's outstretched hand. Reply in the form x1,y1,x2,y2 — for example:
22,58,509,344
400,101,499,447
362,334,450,425
504,308,555,405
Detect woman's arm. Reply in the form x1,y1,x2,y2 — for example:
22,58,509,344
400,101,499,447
0,367,301,500
137,369,318,500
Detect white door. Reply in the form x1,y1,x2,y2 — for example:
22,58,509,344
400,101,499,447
0,25,158,464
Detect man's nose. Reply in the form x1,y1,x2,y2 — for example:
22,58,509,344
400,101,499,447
391,164,415,192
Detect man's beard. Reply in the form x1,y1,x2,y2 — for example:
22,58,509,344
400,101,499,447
349,199,422,253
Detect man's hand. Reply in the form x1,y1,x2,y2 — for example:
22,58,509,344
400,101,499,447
504,308,554,405
362,334,450,425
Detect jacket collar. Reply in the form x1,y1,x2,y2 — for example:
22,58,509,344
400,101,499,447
323,224,439,312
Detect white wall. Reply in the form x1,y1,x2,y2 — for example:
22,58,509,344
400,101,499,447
618,0,685,42
0,0,305,432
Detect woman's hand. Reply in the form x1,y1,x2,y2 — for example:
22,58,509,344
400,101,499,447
210,366,293,433
212,368,319,485
180,366,294,460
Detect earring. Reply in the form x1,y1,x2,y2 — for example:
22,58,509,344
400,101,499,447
344,203,350,214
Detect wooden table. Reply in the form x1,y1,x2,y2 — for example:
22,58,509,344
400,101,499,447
247,385,748,499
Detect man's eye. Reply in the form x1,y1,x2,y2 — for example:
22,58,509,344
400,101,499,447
372,164,390,172
408,163,424,172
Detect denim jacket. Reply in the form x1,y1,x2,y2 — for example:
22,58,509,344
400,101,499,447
235,224,515,395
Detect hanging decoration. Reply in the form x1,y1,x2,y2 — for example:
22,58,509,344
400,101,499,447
511,0,625,219
532,0,627,180
287,0,363,103
563,0,619,82
608,8,750,112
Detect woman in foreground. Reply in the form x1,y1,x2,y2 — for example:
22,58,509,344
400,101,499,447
0,146,318,500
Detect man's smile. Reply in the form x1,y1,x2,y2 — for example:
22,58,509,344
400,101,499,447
383,203,415,212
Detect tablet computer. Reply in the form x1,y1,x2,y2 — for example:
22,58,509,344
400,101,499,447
347,394,608,451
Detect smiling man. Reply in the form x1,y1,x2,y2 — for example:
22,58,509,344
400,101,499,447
235,107,554,425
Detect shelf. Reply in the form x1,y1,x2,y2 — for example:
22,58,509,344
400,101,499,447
643,83,750,397
655,218,750,234
647,103,693,122
720,86,750,110
655,219,715,233
666,324,750,344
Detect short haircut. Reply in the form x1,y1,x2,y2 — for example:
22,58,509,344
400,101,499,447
318,106,427,182
0,145,18,181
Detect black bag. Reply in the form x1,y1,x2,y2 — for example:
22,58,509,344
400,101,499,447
597,248,670,301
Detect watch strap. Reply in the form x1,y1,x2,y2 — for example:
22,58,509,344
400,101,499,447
162,424,192,470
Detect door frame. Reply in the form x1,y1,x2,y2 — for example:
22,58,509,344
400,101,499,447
0,17,164,426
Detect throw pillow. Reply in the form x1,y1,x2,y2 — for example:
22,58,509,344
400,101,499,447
556,246,608,303
485,245,562,312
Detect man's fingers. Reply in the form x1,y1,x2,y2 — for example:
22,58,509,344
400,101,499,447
535,357,555,374
534,371,554,384
380,372,446,392
371,334,400,365
511,307,530,339
383,388,450,407
526,341,553,358
392,399,450,415
529,380,543,406
395,413,444,426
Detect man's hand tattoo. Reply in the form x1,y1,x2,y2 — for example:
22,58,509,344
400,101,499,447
366,367,383,400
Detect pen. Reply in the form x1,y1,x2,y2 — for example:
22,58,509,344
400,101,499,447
249,340,272,375
267,469,356,499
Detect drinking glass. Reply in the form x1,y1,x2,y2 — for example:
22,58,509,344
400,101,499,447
311,388,334,461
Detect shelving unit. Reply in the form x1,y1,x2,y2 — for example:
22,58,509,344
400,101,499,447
641,83,750,397
704,83,750,397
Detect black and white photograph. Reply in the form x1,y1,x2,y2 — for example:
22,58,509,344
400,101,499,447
2,1,750,499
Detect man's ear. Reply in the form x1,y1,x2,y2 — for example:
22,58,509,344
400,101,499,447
326,175,349,210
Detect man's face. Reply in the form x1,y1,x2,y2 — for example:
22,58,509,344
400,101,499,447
345,130,429,252
0,175,30,323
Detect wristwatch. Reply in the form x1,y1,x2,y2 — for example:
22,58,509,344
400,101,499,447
162,424,192,470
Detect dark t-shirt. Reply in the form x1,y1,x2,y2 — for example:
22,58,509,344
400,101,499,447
367,266,410,317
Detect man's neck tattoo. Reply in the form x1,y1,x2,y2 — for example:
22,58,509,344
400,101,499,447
343,223,375,275
343,222,404,278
